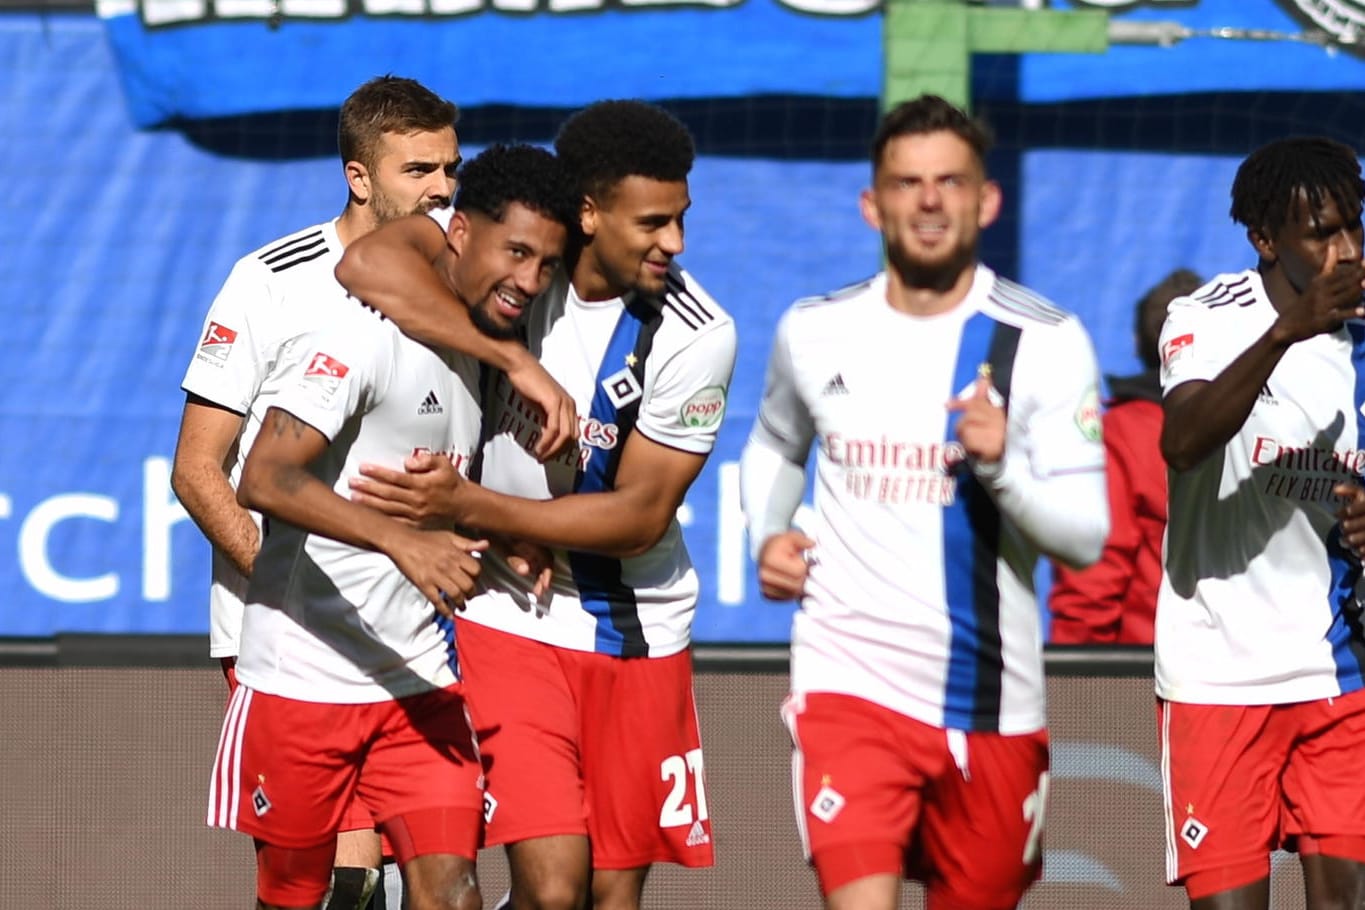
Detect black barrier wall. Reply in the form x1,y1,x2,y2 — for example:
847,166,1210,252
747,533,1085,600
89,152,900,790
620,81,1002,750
0,647,1307,908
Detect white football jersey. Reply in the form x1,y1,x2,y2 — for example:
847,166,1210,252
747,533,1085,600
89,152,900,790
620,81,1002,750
459,265,737,657
180,220,344,658
235,298,483,703
1156,269,1365,705
746,266,1107,734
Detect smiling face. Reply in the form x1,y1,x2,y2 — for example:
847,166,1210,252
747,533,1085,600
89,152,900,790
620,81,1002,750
445,202,568,339
860,129,1000,291
575,175,689,300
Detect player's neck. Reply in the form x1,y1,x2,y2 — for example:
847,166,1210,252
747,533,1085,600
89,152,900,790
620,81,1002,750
1258,262,1299,316
334,206,378,249
884,262,977,317
570,259,628,303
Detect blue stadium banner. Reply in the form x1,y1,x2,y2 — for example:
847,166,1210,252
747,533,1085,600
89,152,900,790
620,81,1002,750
95,0,1365,127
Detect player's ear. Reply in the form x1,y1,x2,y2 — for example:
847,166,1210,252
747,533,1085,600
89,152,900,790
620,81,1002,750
1248,227,1276,263
446,210,470,255
979,179,1002,230
859,188,881,231
578,195,599,239
345,160,371,204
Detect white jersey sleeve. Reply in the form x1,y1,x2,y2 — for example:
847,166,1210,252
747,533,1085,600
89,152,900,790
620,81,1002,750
637,288,738,455
742,307,818,557
1159,287,1227,391
981,313,1108,568
269,318,389,443
180,256,275,413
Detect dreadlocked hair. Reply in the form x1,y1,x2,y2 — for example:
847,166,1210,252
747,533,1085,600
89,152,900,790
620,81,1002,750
1230,136,1364,236
554,100,695,203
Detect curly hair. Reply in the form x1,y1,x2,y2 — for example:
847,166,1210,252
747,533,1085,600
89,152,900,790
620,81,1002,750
871,94,993,174
1230,136,1364,238
338,75,458,173
553,100,695,202
454,143,578,232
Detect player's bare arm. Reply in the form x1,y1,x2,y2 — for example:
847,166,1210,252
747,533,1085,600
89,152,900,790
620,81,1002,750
1163,247,1365,472
335,214,577,461
239,406,488,616
351,431,706,559
170,394,259,577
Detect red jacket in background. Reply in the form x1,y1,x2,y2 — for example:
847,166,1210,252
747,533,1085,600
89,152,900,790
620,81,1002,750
1049,372,1166,645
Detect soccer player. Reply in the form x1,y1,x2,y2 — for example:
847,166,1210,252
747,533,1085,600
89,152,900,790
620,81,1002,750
335,100,735,910
1156,137,1365,910
739,95,1108,910
208,143,577,910
1048,268,1203,645
172,77,572,908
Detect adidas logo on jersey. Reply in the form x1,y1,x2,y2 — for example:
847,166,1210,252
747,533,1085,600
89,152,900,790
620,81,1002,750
418,390,443,415
821,373,849,396
685,820,710,847
1257,383,1277,406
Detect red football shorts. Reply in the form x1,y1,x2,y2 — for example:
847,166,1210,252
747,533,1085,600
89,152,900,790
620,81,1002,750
207,683,483,867
456,620,714,870
785,692,1049,909
1159,690,1365,900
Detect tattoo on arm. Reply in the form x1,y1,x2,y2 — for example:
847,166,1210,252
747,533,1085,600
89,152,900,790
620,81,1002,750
269,411,312,441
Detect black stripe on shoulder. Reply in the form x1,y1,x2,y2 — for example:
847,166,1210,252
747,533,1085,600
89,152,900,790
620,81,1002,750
1191,275,1255,309
661,274,716,331
989,279,1066,326
268,246,330,274
260,229,324,262
793,275,877,309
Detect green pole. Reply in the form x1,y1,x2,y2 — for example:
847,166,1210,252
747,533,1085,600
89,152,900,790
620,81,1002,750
883,0,1111,112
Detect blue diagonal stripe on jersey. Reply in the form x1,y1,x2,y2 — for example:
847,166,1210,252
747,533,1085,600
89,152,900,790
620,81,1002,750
432,610,460,679
1327,323,1365,691
941,312,1005,731
569,302,652,657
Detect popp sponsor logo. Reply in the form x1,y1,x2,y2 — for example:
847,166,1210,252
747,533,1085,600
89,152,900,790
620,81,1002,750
680,386,726,429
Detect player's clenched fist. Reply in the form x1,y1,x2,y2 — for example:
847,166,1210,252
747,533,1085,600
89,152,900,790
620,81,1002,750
758,530,815,601
384,528,489,618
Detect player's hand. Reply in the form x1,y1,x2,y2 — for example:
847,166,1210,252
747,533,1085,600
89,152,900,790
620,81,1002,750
757,530,815,601
505,351,578,463
947,373,1006,465
496,537,554,602
383,527,489,618
1335,482,1365,560
1277,244,1365,344
350,451,469,528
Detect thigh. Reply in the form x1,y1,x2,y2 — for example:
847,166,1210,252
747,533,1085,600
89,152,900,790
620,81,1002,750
783,692,933,891
207,685,363,849
918,728,1050,910
358,685,484,862
455,620,586,847
1159,700,1282,892
1282,689,1365,849
578,648,713,870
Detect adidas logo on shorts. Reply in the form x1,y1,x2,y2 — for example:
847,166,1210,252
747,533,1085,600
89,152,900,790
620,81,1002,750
685,820,710,847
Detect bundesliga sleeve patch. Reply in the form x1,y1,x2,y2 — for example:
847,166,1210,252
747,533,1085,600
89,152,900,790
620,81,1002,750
1074,385,1102,442
300,352,350,400
680,386,726,429
1161,333,1194,367
195,321,238,366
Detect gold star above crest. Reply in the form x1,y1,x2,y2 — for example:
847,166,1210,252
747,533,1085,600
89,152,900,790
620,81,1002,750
625,353,638,367
1186,803,1194,815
